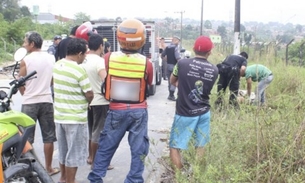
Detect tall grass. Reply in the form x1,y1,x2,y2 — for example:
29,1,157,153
161,51,305,183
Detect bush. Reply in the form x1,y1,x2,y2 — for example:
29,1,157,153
160,55,305,183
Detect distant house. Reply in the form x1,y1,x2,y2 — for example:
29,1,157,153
33,13,73,24
210,35,222,44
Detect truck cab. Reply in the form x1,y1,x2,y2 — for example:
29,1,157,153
91,19,162,96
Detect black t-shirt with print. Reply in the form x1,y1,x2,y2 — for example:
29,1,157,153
223,54,247,68
172,57,218,116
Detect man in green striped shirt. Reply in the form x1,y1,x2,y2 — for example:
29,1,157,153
53,38,93,183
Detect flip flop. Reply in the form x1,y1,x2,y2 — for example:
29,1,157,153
48,167,60,176
107,165,114,170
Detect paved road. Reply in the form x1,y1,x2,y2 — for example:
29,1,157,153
1,79,175,183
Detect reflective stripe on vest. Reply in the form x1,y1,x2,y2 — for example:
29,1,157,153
109,52,146,78
105,52,147,103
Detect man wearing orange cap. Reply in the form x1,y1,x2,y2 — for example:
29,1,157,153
169,36,218,170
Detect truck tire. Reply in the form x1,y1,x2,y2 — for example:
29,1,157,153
156,65,162,86
148,84,156,96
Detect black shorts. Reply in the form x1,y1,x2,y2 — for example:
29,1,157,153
21,103,57,144
88,105,109,143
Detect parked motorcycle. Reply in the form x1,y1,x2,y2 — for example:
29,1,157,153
0,48,54,183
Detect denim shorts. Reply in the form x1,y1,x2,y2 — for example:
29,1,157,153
88,105,109,143
21,103,56,144
56,123,88,167
169,111,211,150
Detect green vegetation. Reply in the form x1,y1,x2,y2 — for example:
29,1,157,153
0,1,88,63
159,49,305,183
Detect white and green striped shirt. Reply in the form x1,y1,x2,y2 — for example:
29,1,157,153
53,59,92,124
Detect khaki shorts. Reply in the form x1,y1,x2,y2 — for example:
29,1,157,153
56,123,88,167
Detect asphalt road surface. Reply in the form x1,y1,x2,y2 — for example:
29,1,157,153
1,79,175,183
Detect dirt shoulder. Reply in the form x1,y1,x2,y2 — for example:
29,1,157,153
0,61,17,80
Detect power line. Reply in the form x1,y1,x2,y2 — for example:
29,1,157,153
174,11,185,46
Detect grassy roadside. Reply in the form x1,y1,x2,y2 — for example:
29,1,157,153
156,53,305,182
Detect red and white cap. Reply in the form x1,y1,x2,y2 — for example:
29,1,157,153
75,21,95,41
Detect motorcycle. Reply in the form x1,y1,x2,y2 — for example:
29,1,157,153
0,48,54,183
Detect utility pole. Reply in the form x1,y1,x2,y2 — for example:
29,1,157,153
200,0,204,35
175,11,185,46
233,0,240,54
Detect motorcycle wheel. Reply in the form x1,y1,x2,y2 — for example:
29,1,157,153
22,151,55,183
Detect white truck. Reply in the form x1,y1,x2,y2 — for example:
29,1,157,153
91,19,162,96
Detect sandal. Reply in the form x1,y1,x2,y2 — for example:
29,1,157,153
48,167,60,176
107,165,114,170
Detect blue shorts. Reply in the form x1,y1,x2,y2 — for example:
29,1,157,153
169,111,210,150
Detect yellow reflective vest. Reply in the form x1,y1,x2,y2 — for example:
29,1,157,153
104,51,147,103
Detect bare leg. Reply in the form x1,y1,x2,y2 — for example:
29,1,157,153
66,166,78,183
58,163,66,183
44,143,55,172
91,142,98,167
87,139,92,164
170,148,183,170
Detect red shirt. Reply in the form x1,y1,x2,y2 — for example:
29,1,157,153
104,52,153,109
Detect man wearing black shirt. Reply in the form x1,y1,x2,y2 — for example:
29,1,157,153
169,36,218,170
215,52,248,109
55,25,79,61
161,36,181,101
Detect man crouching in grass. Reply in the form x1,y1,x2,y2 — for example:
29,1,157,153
169,36,218,171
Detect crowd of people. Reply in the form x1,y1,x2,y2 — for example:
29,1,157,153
17,18,273,183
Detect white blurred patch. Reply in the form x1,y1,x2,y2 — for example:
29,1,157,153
237,90,256,103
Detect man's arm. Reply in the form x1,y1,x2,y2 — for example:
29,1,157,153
174,46,181,61
161,47,167,59
50,78,53,87
170,64,178,86
240,65,246,76
98,69,107,82
18,60,26,95
85,90,94,103
246,77,252,97
170,74,178,87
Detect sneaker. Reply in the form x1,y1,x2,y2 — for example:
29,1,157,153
167,95,176,101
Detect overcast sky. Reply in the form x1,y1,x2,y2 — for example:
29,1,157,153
20,0,305,25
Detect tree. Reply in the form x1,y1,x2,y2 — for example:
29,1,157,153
7,17,34,43
244,33,252,45
276,34,294,44
20,6,31,17
74,12,90,25
0,13,8,38
240,24,246,32
296,24,303,34
0,0,31,21
217,25,227,42
204,20,212,29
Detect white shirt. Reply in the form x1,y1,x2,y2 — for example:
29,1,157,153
22,51,55,104
82,54,109,106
